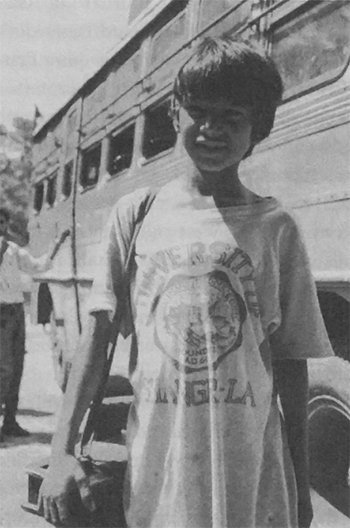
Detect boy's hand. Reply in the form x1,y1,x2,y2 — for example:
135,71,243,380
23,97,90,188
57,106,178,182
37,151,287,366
39,454,96,526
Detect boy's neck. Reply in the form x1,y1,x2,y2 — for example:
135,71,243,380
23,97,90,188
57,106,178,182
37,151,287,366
181,161,257,207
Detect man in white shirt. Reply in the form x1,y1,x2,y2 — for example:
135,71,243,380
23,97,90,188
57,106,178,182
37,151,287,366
0,206,68,441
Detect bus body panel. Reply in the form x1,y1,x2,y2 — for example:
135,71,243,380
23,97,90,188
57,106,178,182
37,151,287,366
241,121,350,280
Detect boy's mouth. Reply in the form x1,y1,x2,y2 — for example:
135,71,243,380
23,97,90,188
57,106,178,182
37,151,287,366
195,137,228,152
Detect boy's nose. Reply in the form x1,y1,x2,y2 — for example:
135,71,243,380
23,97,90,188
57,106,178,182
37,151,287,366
200,116,224,135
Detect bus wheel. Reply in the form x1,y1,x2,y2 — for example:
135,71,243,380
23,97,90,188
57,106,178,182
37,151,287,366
308,356,350,517
50,313,71,392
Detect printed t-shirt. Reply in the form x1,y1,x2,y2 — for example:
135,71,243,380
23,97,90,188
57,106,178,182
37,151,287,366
87,183,333,528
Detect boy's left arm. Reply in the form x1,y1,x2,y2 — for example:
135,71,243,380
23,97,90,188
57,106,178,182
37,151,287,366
273,359,313,528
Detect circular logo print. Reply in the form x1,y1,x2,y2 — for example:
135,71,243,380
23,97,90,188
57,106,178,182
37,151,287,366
154,270,247,373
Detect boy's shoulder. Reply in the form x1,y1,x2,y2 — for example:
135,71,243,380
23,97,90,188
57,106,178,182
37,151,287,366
112,181,176,217
265,200,308,260
115,186,154,208
254,198,305,249
263,198,300,230
110,186,156,222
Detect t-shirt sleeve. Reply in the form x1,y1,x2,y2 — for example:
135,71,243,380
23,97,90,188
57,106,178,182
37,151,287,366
85,202,129,321
270,217,334,360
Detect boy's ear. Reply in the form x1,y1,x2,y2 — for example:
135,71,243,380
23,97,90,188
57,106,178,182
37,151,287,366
169,97,180,133
242,144,254,160
173,116,180,133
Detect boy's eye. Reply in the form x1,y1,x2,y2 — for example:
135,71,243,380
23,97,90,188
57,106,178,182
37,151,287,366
187,108,206,120
225,113,245,124
185,105,250,126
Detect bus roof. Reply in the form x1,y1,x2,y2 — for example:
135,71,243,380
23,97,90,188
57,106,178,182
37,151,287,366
34,0,176,140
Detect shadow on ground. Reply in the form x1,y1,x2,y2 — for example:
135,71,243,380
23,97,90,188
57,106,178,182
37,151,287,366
0,431,53,448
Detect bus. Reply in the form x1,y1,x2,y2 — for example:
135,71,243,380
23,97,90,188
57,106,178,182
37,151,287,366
29,0,349,516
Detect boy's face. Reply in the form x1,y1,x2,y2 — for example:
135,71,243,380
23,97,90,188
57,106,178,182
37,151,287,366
177,98,253,173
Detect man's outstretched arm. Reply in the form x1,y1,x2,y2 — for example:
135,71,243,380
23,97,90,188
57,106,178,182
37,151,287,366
39,310,111,526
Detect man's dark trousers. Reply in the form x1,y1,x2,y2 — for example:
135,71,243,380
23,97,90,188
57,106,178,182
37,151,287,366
0,303,26,424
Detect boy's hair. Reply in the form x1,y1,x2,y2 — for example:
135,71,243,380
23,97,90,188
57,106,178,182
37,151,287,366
0,206,11,222
173,36,283,156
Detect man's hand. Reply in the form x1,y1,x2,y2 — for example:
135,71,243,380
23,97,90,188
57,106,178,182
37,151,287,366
39,454,96,526
58,229,71,244
50,229,71,261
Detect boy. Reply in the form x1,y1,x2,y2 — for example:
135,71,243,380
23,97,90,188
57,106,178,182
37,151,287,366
40,37,333,527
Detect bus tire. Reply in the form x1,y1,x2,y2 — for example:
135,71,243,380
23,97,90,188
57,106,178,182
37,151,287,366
50,313,71,392
308,355,350,517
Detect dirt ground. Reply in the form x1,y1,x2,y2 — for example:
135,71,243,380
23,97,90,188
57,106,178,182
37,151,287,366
0,321,62,528
0,322,349,528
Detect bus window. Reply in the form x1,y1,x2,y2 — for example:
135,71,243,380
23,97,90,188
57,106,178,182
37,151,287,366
62,160,73,198
80,143,101,188
128,0,152,24
47,173,57,207
143,100,177,159
67,110,77,135
270,0,350,99
198,0,239,31
33,181,44,213
150,10,187,68
65,110,77,158
109,124,135,176
108,50,140,103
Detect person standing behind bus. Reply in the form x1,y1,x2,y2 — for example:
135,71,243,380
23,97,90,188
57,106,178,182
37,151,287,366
40,37,333,527
0,206,69,442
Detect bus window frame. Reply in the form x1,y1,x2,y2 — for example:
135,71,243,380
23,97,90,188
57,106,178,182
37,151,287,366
33,178,46,215
61,159,74,200
79,142,102,192
140,95,178,164
46,170,58,209
108,120,136,178
267,0,350,103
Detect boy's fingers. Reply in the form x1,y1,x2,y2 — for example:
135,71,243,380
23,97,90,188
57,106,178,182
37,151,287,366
37,494,44,516
42,497,52,524
47,499,60,526
55,497,72,525
39,488,72,525
41,496,63,526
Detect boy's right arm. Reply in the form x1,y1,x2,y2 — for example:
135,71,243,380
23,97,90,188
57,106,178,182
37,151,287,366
39,310,111,526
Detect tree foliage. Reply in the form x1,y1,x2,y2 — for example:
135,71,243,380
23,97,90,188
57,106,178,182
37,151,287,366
0,118,35,245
